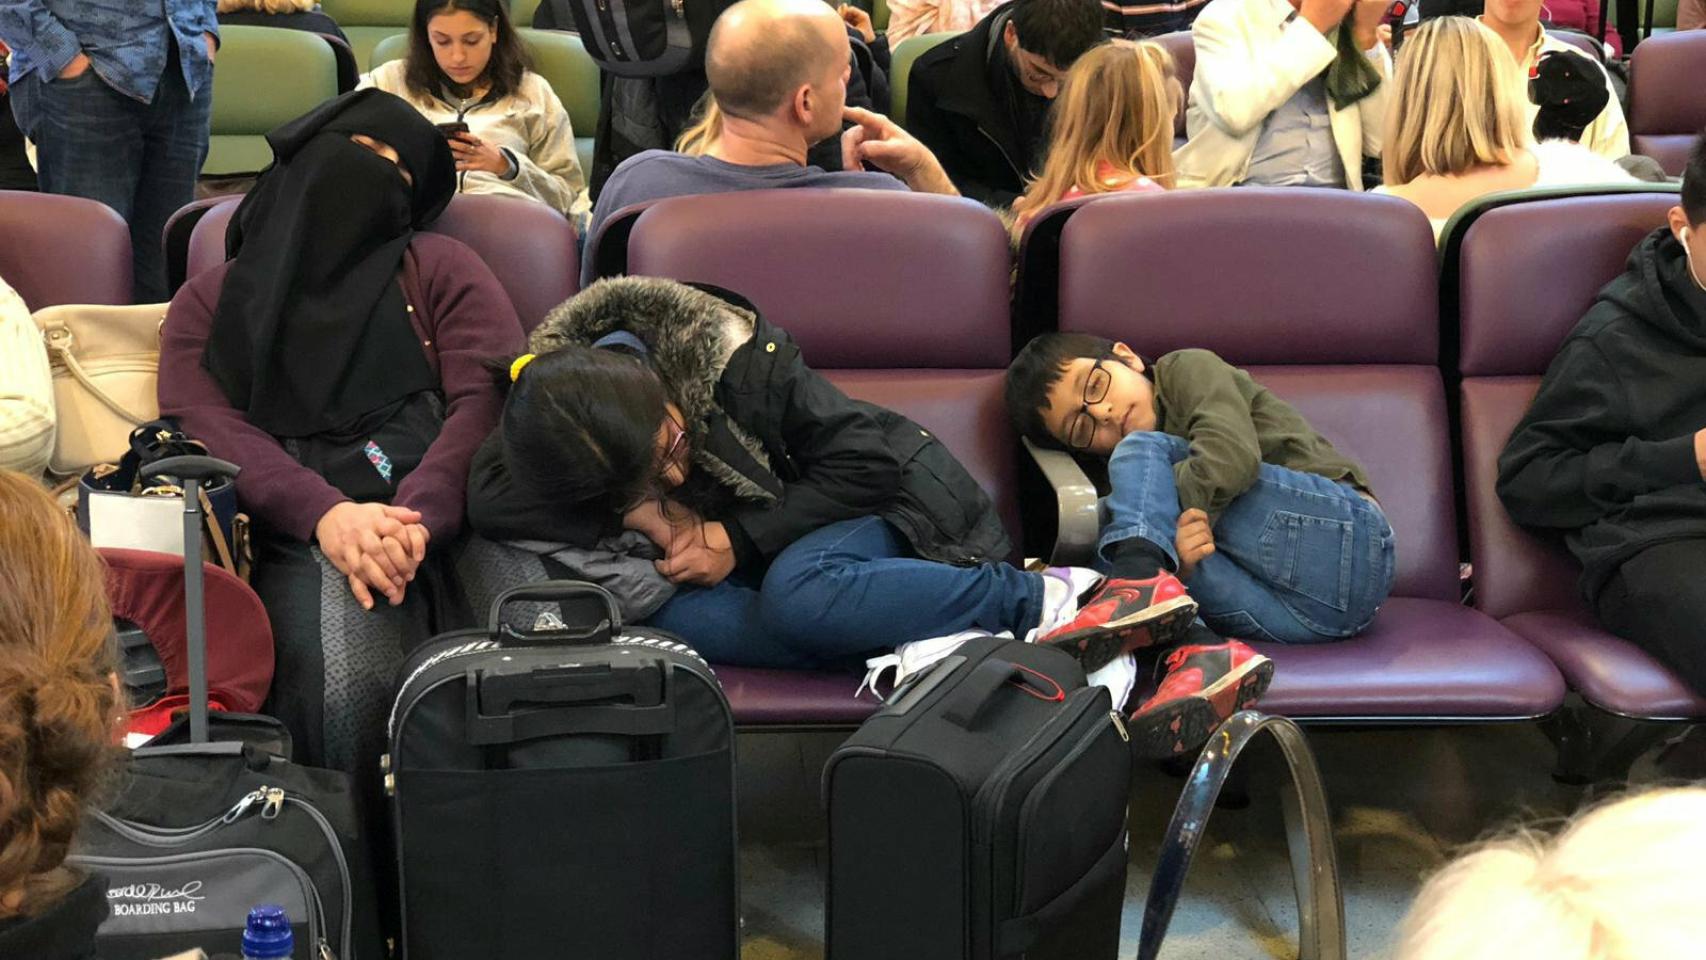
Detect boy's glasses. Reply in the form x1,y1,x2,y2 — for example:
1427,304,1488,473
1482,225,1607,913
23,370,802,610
1065,359,1113,452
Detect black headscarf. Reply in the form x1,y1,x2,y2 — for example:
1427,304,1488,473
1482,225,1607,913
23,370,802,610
203,90,458,438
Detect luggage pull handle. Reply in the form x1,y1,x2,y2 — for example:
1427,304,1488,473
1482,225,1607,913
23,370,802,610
465,658,676,746
487,580,624,646
942,660,1065,730
138,454,241,746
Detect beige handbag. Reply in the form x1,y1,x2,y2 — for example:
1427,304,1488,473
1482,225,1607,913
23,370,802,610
35,303,168,476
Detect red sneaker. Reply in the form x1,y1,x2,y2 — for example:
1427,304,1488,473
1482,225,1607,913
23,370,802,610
1035,573,1198,672
1127,641,1273,759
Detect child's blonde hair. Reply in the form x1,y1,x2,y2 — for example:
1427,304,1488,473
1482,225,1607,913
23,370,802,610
1011,40,1177,236
1382,16,1532,186
1394,787,1706,960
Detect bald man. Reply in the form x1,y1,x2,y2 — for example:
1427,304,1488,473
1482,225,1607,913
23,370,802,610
584,0,957,282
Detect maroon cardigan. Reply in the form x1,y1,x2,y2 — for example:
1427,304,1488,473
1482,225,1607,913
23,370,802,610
159,233,526,544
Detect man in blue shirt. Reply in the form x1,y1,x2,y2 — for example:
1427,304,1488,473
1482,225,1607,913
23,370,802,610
0,1,218,302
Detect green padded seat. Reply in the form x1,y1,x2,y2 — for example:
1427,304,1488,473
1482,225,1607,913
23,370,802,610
889,30,958,127
319,0,413,69
1610,0,1679,37
371,27,601,174
509,0,544,26
205,25,341,177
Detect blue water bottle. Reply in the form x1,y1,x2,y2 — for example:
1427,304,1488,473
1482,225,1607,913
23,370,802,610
241,904,294,959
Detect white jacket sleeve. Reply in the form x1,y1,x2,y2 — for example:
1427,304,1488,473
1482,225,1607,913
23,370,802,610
509,78,592,225
0,279,55,476
1192,10,1339,138
1584,79,1631,161
1357,44,1393,157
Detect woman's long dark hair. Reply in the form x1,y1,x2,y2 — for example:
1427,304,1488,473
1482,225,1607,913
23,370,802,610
405,0,530,101
503,347,667,514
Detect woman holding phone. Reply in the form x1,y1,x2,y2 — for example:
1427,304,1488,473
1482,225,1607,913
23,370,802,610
360,0,591,227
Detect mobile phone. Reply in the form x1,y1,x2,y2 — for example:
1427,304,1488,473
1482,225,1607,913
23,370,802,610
435,121,470,139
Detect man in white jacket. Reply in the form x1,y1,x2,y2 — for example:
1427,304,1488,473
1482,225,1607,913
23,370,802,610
1175,0,1392,190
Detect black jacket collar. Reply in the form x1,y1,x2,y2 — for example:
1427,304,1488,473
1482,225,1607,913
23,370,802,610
928,5,1026,177
0,873,107,960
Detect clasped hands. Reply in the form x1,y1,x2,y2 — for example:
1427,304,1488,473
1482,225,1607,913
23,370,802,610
315,502,431,610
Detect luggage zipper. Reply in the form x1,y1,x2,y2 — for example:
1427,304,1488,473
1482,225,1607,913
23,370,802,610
1011,703,1127,917
384,634,708,744
75,847,331,958
969,693,1098,846
267,788,355,960
90,789,353,960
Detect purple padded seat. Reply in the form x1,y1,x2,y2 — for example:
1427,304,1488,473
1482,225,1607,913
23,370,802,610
626,190,1017,724
1628,31,1706,175
186,193,579,331
163,196,229,296
1058,189,1566,720
582,200,657,282
0,190,132,308
1014,193,1115,347
1457,193,1706,719
1150,31,1194,141
628,189,1011,369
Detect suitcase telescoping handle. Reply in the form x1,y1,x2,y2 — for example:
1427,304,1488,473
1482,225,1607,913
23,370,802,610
466,659,677,745
139,454,241,745
941,659,1066,729
487,580,623,646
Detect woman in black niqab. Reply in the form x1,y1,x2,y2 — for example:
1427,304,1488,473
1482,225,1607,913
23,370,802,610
203,89,457,438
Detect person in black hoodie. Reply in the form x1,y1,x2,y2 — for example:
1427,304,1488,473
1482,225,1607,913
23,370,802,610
1498,132,1706,694
904,0,1107,208
466,278,1196,675
0,472,125,960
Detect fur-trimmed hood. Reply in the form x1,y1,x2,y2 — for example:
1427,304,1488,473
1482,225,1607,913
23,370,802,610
529,277,753,423
528,277,779,504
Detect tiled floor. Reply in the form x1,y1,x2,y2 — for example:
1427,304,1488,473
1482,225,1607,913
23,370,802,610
732,721,1626,959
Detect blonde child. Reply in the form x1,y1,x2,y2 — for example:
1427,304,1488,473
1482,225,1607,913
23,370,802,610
1010,40,1180,238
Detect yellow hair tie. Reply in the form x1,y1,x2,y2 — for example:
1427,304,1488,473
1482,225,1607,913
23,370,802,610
509,353,537,382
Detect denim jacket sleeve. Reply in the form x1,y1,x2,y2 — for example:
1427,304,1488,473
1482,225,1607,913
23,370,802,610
0,2,83,79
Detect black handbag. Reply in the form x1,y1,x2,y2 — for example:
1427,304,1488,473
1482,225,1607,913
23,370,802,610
825,636,1133,960
75,420,250,579
68,456,383,960
386,581,739,959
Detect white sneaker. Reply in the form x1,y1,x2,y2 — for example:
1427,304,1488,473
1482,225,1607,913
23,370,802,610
1027,566,1109,643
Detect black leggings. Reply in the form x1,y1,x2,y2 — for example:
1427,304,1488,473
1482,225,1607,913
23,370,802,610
1596,537,1706,697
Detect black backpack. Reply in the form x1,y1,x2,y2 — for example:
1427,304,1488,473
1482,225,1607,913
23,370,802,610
540,0,730,77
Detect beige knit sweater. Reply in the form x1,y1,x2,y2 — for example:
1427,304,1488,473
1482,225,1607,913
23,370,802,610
0,276,53,476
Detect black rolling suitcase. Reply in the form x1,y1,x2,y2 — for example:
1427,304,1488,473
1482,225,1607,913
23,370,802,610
69,455,381,960
825,636,1133,960
386,581,738,960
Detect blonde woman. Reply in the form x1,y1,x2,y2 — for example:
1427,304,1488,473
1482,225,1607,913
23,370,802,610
1394,787,1706,960
1010,40,1178,238
1374,16,1631,240
0,470,124,957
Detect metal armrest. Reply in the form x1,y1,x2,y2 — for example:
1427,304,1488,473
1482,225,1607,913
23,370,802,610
1021,437,1099,567
1137,711,1346,960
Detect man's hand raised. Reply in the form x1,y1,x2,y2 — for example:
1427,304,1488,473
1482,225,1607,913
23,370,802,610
841,106,959,196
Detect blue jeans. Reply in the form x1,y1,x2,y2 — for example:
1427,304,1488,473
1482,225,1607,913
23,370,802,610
1098,432,1396,644
15,44,211,303
644,516,1044,669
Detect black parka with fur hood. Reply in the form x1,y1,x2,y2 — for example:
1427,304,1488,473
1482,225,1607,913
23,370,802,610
466,278,1012,568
